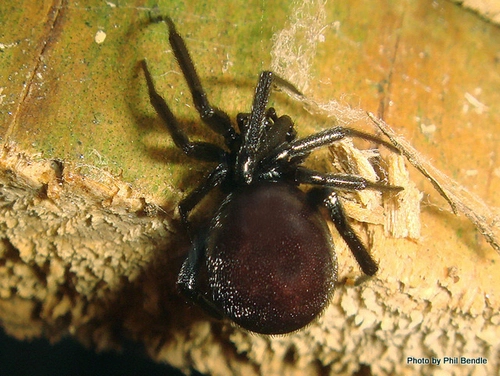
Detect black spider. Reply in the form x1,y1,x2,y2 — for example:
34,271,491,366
141,16,403,335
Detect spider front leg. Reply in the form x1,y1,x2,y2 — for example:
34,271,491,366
237,108,296,157
234,71,299,183
276,126,400,163
152,16,237,148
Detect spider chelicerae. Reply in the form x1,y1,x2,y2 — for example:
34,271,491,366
141,16,403,334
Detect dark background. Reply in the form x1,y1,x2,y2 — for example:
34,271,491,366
0,328,204,376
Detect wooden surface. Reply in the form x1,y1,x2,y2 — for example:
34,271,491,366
1,0,499,375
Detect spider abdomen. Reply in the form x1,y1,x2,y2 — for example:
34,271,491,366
206,182,337,334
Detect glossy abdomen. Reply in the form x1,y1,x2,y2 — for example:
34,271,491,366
206,182,337,334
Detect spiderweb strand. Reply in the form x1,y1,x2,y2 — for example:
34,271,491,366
369,113,500,254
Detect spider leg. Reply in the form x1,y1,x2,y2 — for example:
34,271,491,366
236,71,298,184
240,109,295,154
177,227,224,320
276,126,400,162
178,162,228,224
295,166,403,192
235,71,275,184
176,163,228,320
308,187,379,276
142,60,226,162
236,108,277,133
154,16,237,148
